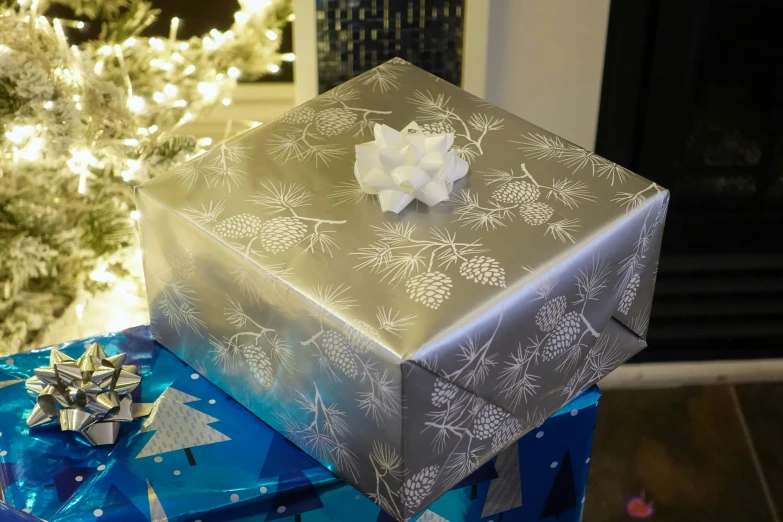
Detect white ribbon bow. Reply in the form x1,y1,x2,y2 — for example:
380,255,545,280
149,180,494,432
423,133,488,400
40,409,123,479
354,122,469,213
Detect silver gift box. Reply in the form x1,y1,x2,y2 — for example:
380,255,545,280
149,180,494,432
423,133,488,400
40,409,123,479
137,59,668,521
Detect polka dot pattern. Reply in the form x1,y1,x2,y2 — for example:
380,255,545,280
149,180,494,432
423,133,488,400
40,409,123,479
191,373,200,380
94,508,103,517
230,493,239,503
260,486,267,493
536,431,544,439
277,506,286,513
154,456,163,463
550,461,558,468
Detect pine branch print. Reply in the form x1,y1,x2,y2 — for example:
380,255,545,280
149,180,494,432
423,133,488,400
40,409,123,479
511,133,632,185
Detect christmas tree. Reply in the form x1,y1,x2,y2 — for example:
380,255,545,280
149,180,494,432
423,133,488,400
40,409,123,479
261,435,323,522
540,451,577,520
136,387,230,465
0,0,291,354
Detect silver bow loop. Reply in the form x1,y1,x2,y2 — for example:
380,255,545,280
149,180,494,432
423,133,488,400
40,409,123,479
25,342,149,445
354,122,469,213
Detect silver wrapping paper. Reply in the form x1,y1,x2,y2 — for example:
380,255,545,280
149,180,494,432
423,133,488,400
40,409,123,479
136,59,668,521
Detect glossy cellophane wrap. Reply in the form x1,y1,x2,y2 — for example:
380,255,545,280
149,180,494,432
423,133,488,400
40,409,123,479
137,59,668,521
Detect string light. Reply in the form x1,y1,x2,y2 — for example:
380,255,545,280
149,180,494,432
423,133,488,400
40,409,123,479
173,100,187,107
94,61,104,74
164,84,178,97
197,137,213,147
266,63,280,73
149,37,164,51
197,82,219,101
169,17,180,41
5,125,35,144
184,64,196,75
282,53,296,62
76,21,85,29
148,125,159,134
43,101,54,110
129,210,140,221
123,37,136,48
128,96,145,113
265,30,278,40
227,66,241,79
153,92,165,103
178,42,189,51
234,12,249,25
222,98,231,106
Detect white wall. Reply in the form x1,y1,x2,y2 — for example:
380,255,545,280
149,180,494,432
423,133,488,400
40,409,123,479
482,0,611,150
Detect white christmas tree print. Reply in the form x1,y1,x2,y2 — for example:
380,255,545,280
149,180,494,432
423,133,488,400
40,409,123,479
136,388,230,464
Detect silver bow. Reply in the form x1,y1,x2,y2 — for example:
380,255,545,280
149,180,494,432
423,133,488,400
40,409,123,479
25,342,150,445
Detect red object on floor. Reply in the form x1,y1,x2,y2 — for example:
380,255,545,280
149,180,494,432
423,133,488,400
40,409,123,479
626,496,655,518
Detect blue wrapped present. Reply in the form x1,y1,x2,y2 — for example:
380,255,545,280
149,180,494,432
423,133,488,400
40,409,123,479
0,326,599,521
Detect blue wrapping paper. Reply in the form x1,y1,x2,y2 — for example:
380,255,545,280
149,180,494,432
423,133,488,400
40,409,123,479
0,326,599,521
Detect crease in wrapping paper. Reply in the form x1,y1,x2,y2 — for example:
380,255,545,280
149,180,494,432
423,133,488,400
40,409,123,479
136,58,668,520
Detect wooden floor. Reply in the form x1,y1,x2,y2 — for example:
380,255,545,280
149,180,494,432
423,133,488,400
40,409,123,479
584,384,783,522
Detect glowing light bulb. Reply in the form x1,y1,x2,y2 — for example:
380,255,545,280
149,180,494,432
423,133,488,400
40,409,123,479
265,30,278,41
282,53,296,62
221,98,231,106
75,303,84,321
130,210,140,221
94,61,104,74
153,92,165,103
75,102,82,110
180,112,193,124
149,37,164,51
234,12,249,24
179,42,189,51
173,100,187,108
128,96,145,113
198,82,219,101
172,52,184,63
5,125,35,144
164,83,178,97
124,37,137,48
267,64,280,74
43,101,54,110
197,137,213,147
18,137,45,162
184,64,196,75
122,139,140,146
149,125,159,134
287,13,295,21
227,66,241,79
99,45,112,55
76,21,85,29
73,94,80,102
203,37,217,51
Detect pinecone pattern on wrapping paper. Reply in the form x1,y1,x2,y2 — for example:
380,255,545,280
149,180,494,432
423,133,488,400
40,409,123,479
402,465,440,512
491,417,524,453
322,330,357,378
431,378,459,407
519,202,554,226
492,181,540,204
406,272,452,309
258,216,307,253
541,311,582,362
315,108,358,136
344,321,379,354
243,344,274,389
459,256,506,287
535,295,567,332
617,273,641,314
213,214,263,239
420,120,456,135
279,106,316,125
473,403,511,440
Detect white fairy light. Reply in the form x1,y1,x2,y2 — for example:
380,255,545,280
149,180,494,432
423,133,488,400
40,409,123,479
179,42,189,51
227,66,241,79
282,53,296,62
197,82,219,101
128,96,145,113
75,102,82,110
99,45,112,55
5,125,35,144
76,21,85,29
164,84,178,97
153,92,165,103
94,61,104,74
266,63,280,74
74,303,84,321
149,37,164,51
122,139,139,146
173,100,187,108
234,12,249,25
148,125,159,134
18,137,45,162
124,37,137,48
221,98,231,106
184,65,196,75
197,137,213,147
172,52,184,63
130,210,140,221
287,13,295,21
202,37,217,51
169,17,180,41
43,101,54,110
